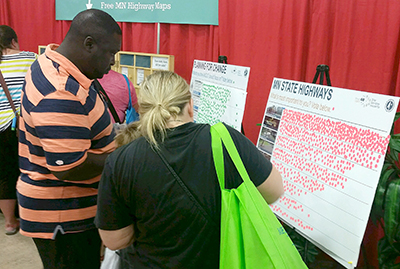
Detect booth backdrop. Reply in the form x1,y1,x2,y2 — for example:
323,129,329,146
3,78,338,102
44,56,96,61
2,0,399,267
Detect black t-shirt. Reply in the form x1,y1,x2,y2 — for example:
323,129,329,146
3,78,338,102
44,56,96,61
95,122,272,268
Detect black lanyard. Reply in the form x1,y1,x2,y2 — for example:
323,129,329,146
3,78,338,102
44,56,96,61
92,79,121,124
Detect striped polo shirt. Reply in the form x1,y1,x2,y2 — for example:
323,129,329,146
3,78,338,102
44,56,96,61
17,44,116,239
0,51,37,132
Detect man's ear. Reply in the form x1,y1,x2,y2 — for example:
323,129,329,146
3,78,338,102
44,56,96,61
83,36,95,51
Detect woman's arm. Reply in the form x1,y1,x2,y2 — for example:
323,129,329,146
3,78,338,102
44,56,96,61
99,224,135,251
256,165,284,204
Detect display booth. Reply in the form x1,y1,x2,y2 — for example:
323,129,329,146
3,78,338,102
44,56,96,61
113,51,174,91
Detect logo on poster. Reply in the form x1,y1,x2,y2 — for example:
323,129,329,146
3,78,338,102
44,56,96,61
355,95,380,109
385,99,395,112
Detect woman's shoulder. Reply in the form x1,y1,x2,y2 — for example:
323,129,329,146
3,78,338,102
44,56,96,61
179,122,212,137
2,51,37,61
111,136,148,157
217,122,257,148
183,122,245,141
19,51,38,59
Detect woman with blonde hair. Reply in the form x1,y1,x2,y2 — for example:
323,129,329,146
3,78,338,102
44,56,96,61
95,71,283,268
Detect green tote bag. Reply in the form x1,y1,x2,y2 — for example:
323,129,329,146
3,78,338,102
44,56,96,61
211,122,308,269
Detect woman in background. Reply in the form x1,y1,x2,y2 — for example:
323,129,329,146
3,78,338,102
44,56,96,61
98,69,139,124
95,71,284,268
0,25,36,235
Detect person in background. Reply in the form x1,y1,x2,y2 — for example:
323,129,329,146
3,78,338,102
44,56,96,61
95,70,284,268
98,69,139,124
0,25,36,235
17,9,120,269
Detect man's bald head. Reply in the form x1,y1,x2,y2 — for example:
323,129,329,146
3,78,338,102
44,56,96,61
66,9,122,44
57,9,122,80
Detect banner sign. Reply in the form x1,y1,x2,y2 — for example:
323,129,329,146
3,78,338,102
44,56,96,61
257,78,399,268
55,0,218,25
189,60,250,131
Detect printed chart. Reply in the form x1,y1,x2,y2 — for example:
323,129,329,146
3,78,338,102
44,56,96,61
190,60,250,131
257,78,399,268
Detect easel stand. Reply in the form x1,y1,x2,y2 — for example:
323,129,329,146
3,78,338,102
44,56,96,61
218,55,245,135
218,55,228,64
312,64,332,86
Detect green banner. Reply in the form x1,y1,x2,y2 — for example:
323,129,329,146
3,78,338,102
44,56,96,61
55,0,218,25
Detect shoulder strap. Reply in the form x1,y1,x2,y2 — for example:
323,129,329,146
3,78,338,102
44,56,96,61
0,69,17,114
122,74,132,108
211,122,252,190
153,146,218,227
93,79,121,124
0,69,19,131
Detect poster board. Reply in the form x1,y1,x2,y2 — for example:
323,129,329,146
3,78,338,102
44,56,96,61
189,60,250,131
257,78,399,268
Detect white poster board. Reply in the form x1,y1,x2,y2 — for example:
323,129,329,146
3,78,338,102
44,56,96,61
136,69,145,85
189,60,250,131
152,57,169,70
257,78,399,268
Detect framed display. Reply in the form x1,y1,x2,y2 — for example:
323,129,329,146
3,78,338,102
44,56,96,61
113,51,174,92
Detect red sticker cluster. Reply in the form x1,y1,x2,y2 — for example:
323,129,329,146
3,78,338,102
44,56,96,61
269,109,389,231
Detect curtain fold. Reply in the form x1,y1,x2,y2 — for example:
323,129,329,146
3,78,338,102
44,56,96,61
0,0,10,26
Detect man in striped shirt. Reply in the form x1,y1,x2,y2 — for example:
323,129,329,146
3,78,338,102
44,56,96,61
17,9,121,269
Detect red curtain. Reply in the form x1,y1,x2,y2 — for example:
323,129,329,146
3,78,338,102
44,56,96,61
2,0,399,266
2,0,400,142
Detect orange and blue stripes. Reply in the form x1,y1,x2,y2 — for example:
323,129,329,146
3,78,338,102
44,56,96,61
17,44,115,239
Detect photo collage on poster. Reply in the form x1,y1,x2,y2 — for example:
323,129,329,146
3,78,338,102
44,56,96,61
257,105,285,160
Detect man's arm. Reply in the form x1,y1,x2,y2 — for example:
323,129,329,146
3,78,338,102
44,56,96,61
52,152,110,181
99,224,134,250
